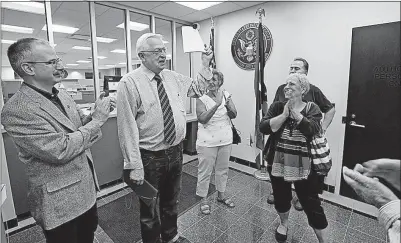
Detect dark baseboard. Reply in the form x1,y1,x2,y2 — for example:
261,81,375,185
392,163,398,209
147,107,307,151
3,218,18,230
99,178,123,190
230,156,258,169
183,150,197,156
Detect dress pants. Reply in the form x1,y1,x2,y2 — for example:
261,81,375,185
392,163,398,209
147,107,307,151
196,144,232,198
43,203,98,243
124,143,183,243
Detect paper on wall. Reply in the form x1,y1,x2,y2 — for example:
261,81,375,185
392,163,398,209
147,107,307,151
181,26,205,53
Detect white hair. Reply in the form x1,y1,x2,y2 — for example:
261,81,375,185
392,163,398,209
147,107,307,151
286,73,310,96
136,33,163,58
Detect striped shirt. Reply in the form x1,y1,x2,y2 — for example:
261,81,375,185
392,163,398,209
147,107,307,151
378,200,400,243
117,64,212,170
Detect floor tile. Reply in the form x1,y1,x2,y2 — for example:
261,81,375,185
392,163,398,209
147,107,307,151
178,208,202,232
348,211,387,241
241,205,278,229
321,201,352,225
231,172,256,186
188,159,199,167
183,164,199,177
227,169,241,180
235,180,270,204
201,206,240,231
95,225,104,235
343,228,386,243
94,230,114,243
265,217,307,243
182,220,223,243
225,196,255,217
254,195,276,213
224,179,249,198
213,233,240,243
225,218,266,243
8,225,45,243
288,207,309,225
301,219,347,243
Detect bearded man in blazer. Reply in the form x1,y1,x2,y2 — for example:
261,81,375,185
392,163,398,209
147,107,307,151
1,38,115,243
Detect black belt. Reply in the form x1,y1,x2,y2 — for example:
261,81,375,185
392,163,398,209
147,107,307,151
140,142,182,157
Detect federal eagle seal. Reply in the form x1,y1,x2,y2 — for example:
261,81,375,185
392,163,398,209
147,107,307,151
231,23,273,70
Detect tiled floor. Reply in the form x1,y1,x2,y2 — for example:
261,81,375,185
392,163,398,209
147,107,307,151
5,159,389,243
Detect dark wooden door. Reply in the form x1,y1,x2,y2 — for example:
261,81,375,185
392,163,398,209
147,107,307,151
340,21,400,200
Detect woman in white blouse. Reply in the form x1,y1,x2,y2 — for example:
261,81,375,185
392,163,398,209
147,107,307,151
195,70,237,215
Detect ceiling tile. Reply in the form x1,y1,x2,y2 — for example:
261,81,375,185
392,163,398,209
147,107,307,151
119,1,167,11
202,2,242,17
230,1,265,9
178,11,212,23
150,2,195,19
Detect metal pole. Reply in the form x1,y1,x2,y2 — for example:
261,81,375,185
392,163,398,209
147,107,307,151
253,7,269,181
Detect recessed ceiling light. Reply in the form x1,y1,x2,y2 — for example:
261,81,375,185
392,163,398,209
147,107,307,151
111,49,126,54
163,40,169,44
72,46,91,51
96,37,117,43
1,39,16,44
67,64,79,66
76,60,91,63
106,65,115,67
97,56,107,59
2,1,45,15
116,21,149,31
171,1,226,10
1,24,33,34
42,24,78,34
119,62,126,65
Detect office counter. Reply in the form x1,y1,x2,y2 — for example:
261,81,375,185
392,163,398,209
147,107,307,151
2,113,198,216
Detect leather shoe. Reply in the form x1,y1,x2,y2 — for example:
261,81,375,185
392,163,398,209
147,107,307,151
292,197,303,211
275,225,288,242
165,236,190,243
266,193,275,204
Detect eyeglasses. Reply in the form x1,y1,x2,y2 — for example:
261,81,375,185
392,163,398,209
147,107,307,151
140,48,167,56
25,57,63,67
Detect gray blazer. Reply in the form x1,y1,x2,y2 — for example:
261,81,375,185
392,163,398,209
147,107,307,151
1,83,102,230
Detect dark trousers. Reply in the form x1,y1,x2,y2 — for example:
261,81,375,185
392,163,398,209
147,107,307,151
124,143,183,243
269,170,328,230
43,203,98,243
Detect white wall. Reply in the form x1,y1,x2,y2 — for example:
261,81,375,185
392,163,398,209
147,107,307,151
1,67,15,80
194,1,400,186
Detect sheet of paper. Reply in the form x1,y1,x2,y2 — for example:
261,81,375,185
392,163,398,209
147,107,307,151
181,26,205,53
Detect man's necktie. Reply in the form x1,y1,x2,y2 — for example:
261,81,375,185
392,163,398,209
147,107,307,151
154,74,176,145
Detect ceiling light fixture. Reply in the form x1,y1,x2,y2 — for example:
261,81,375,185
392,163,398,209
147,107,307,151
119,62,126,65
72,46,91,51
116,21,149,31
111,49,126,54
67,64,79,66
42,24,79,34
96,37,117,43
76,60,91,63
1,24,34,34
1,1,45,15
171,0,226,10
1,39,16,44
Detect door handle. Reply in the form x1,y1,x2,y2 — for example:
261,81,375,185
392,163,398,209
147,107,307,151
349,121,365,128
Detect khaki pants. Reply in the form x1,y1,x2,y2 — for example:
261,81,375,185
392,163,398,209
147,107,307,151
196,144,232,198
